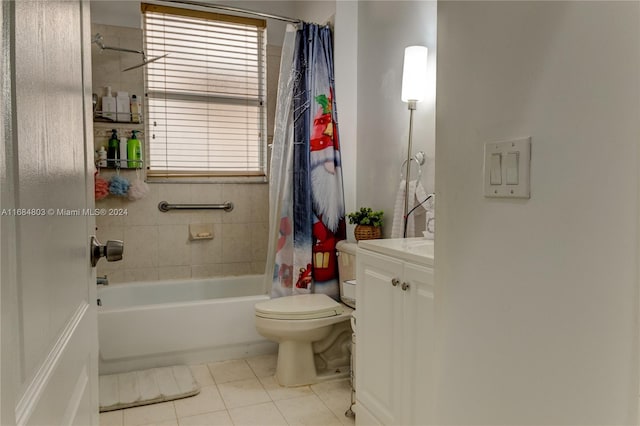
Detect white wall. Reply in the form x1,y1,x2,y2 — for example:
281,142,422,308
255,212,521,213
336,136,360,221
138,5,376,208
334,0,358,241
435,2,639,424
356,1,437,237
90,0,299,45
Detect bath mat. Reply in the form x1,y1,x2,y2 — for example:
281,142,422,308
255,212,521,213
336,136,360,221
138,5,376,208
99,365,200,412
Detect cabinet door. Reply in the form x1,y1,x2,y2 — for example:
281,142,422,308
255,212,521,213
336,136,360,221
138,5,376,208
356,250,404,425
403,263,435,425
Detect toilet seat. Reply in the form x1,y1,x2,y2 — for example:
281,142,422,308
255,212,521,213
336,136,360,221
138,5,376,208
255,294,343,320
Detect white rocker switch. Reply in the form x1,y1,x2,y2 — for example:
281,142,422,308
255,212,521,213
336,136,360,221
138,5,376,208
490,153,502,185
505,152,519,185
484,137,531,199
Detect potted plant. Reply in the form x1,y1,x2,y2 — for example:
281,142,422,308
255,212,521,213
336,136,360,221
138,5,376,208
347,207,384,241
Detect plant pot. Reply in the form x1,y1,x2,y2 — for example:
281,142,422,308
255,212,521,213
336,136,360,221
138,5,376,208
354,225,382,241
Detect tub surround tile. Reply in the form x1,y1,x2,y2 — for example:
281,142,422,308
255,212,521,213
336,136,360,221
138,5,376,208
208,360,256,384
123,226,159,269
100,409,123,426
173,385,225,419
191,264,223,279
259,375,314,402
221,224,252,263
124,268,159,283
251,222,269,262
98,269,125,284
251,262,267,275
122,401,176,426
246,354,277,379
275,394,342,426
217,377,270,409
157,266,191,281
249,185,268,223
122,185,159,227
228,401,288,426
190,228,223,265
221,262,252,276
158,225,190,266
178,410,233,426
222,184,251,224
189,364,215,387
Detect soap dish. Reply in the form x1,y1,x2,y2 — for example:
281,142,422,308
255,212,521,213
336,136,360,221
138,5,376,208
189,224,214,240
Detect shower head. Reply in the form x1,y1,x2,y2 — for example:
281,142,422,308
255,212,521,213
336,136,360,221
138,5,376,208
122,53,169,71
92,33,168,72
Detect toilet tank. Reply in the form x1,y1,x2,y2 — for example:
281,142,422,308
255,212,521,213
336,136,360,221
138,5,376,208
336,241,357,308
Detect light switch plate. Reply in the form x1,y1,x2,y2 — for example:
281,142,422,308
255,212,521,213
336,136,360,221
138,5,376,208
484,137,531,198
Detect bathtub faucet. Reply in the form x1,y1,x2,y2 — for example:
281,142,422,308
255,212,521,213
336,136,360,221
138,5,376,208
97,275,109,286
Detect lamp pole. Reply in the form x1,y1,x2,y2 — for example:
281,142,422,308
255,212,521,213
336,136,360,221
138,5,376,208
403,100,416,238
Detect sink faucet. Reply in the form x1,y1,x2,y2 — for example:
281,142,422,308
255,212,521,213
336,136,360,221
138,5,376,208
97,275,109,286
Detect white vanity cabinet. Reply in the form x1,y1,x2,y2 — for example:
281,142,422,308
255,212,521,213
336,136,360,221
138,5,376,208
355,238,434,426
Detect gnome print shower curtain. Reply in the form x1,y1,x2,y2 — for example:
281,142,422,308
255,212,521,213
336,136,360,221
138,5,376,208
266,23,346,300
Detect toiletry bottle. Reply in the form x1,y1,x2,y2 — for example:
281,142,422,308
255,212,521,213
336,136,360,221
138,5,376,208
130,94,141,123
107,129,119,168
119,136,128,168
102,86,117,121
98,146,107,168
127,130,141,168
116,91,131,122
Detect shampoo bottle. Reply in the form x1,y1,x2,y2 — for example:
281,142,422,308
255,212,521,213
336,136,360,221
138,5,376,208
107,129,119,168
101,87,116,121
127,130,141,168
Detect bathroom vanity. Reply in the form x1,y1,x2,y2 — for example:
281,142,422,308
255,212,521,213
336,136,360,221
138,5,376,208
355,238,434,426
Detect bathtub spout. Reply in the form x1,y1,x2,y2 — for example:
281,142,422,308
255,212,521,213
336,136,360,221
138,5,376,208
97,275,109,286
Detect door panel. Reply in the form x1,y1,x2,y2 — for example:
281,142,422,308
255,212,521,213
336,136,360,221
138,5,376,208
2,0,98,424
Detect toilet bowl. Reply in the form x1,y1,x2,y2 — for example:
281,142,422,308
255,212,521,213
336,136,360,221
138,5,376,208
255,293,353,387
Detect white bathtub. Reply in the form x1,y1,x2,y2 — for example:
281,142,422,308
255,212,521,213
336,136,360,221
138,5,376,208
98,275,275,374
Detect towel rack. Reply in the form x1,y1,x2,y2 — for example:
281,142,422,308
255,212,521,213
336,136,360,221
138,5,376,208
400,151,425,180
158,201,234,212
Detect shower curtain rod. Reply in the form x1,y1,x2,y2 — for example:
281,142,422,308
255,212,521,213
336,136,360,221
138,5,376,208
157,0,302,24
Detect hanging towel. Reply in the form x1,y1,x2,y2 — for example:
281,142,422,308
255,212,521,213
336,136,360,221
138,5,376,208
415,182,435,240
391,179,434,238
391,179,416,238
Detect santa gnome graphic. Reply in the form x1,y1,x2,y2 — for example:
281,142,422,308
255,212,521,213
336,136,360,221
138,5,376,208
308,91,345,290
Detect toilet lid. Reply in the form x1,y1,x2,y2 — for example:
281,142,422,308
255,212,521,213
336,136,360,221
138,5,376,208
255,294,343,320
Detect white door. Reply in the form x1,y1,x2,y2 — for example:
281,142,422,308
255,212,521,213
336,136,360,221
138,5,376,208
1,1,99,425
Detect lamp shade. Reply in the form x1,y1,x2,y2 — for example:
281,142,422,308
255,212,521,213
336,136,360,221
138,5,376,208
401,45,428,103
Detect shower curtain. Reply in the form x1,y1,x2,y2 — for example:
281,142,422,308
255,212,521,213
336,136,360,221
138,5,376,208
265,23,346,300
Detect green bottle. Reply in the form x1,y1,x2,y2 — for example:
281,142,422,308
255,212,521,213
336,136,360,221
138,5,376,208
107,129,119,168
127,130,142,168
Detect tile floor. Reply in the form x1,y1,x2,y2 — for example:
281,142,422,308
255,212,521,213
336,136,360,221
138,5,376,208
99,354,355,426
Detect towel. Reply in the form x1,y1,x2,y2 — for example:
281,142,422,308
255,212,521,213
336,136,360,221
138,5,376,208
391,179,435,239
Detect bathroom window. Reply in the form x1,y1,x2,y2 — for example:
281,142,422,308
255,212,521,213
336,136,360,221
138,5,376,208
142,3,267,178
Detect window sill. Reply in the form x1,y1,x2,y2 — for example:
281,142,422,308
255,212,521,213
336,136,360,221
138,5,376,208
146,175,268,184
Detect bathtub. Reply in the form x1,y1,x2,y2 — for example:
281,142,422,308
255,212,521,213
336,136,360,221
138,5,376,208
97,275,276,374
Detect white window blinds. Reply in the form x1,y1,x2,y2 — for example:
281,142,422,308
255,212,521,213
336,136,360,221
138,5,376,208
142,4,267,177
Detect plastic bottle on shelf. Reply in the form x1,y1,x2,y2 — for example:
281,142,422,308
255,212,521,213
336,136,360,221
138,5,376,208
101,87,116,121
98,146,107,167
116,91,131,122
107,129,119,168
119,136,128,168
127,130,141,168
130,94,141,123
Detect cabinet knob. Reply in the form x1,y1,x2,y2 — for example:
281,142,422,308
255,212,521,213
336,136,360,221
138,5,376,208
391,278,400,287
401,282,410,291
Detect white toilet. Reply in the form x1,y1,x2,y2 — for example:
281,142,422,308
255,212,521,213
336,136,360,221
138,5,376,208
255,241,358,387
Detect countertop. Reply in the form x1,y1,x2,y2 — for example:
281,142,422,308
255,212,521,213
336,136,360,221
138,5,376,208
357,237,434,267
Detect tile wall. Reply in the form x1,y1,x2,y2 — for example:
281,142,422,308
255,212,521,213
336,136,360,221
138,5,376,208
92,24,280,284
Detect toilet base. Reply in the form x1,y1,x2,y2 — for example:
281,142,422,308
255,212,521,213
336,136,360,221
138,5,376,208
275,339,349,387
